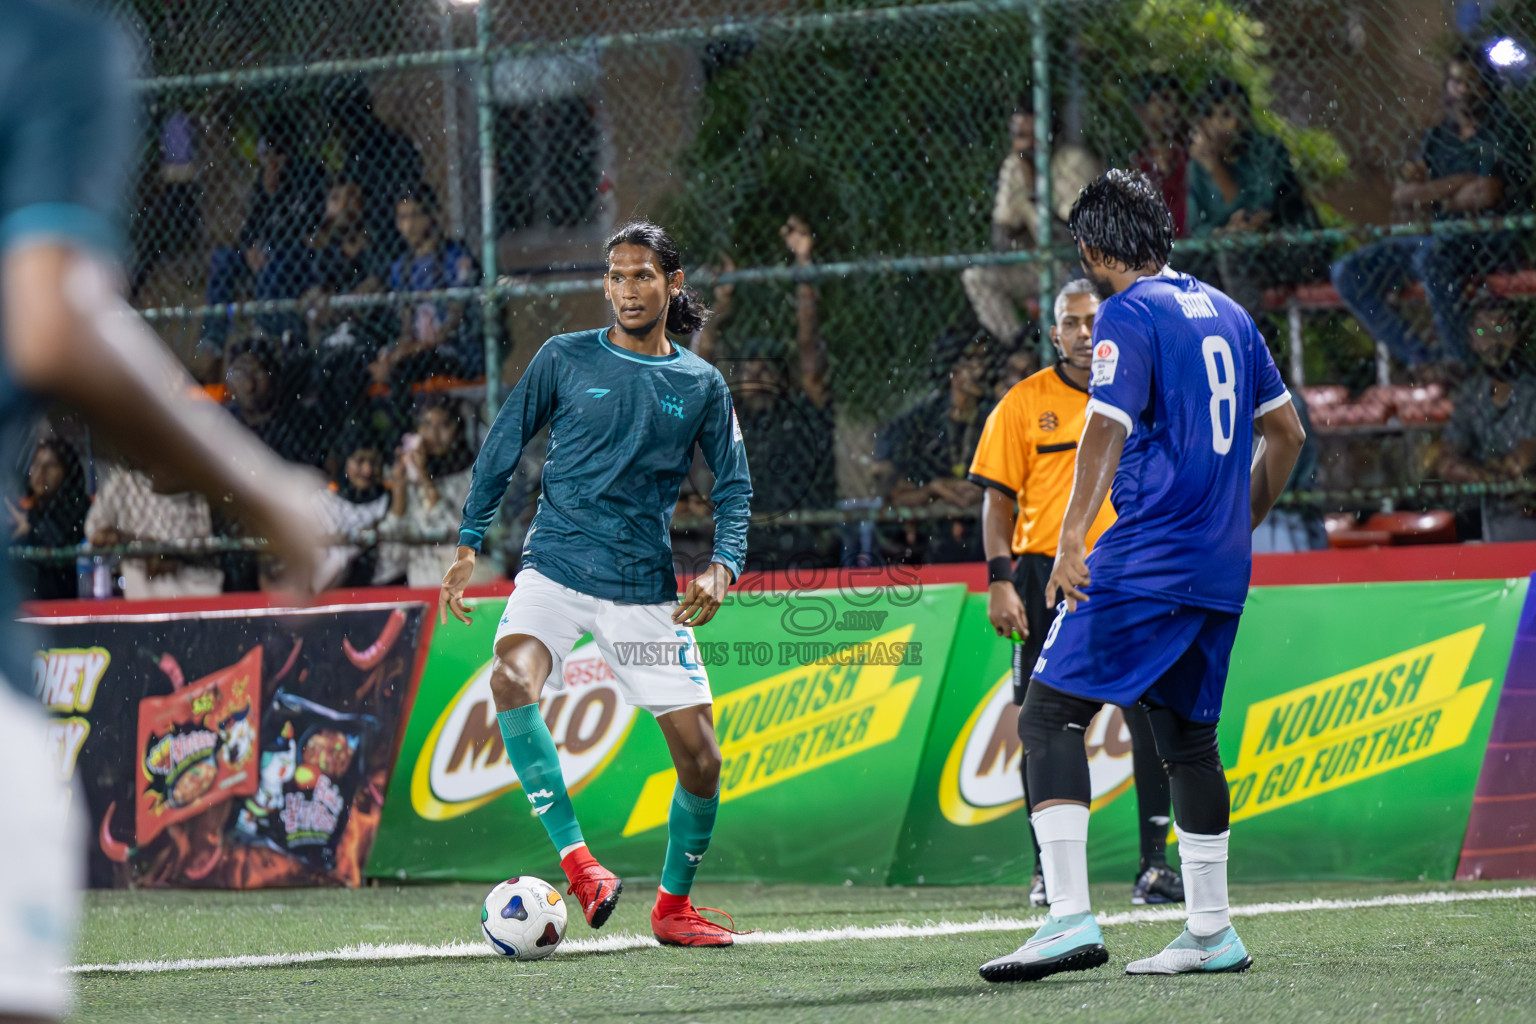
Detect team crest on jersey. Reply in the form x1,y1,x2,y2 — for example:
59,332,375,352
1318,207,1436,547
1091,340,1119,387
1038,411,1058,432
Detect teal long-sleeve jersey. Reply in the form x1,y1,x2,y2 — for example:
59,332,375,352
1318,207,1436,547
458,328,752,603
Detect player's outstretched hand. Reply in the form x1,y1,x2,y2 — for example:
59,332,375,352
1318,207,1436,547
987,581,1027,641
674,562,731,628
440,546,477,625
1045,540,1091,613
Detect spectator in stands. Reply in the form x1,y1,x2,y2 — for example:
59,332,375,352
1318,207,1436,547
302,178,388,347
199,118,326,351
705,216,838,568
1436,296,1536,541
963,103,1101,346
1185,78,1326,318
874,333,994,563
331,81,425,262
1332,49,1531,369
991,344,1041,402
373,186,480,388
1132,74,1190,238
84,467,223,598
130,106,201,304
315,426,390,588
224,338,317,465
8,438,89,600
377,401,476,586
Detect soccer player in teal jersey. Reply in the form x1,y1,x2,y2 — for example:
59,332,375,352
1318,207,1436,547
439,221,751,947
0,2,324,1015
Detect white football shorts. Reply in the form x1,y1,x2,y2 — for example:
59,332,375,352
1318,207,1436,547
0,681,82,1018
494,568,713,716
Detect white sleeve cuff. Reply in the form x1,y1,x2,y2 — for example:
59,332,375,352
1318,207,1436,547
1254,389,1293,419
1085,398,1136,436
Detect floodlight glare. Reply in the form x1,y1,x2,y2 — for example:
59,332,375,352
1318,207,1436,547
1487,36,1529,69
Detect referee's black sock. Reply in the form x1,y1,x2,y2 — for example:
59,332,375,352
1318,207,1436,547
1124,702,1172,872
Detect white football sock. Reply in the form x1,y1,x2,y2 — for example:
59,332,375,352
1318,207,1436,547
1175,826,1231,936
559,841,588,859
1032,803,1091,918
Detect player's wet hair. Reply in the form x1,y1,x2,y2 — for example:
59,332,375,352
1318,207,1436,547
604,220,712,334
1066,169,1175,273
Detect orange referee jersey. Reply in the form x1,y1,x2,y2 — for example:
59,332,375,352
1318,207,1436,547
967,364,1117,557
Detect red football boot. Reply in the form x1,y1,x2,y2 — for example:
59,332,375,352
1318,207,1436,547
561,846,623,929
651,891,743,947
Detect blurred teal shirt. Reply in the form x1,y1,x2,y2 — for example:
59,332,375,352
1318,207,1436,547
1187,132,1297,236
459,328,752,604
0,0,137,258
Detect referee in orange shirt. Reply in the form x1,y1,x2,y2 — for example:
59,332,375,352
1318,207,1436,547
968,278,1183,908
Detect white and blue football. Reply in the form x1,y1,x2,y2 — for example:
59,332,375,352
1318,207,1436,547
481,876,568,960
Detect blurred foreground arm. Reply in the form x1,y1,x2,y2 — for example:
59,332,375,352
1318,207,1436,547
2,244,323,592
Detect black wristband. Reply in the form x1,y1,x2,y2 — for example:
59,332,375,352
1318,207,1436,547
987,556,1014,584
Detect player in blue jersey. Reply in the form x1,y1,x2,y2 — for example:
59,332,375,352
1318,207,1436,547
0,2,324,1016
978,170,1306,983
438,221,751,947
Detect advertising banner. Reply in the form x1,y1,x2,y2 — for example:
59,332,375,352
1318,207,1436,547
890,578,1527,885
1222,579,1523,880
1457,574,1536,880
30,602,426,888
367,582,967,885
888,593,1146,885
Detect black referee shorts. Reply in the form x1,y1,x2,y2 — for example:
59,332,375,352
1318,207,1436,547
1010,552,1058,706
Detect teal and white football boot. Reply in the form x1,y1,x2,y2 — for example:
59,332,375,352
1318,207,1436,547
979,911,1109,982
1125,925,1252,974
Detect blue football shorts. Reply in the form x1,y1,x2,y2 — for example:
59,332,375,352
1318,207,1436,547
1030,587,1241,723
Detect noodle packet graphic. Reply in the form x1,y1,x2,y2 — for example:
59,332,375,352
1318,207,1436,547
135,647,261,844
235,690,375,870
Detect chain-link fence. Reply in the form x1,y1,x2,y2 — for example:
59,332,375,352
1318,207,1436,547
10,0,1536,598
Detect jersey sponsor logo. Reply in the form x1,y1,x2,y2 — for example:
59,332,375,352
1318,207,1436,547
1091,340,1119,387
936,674,1135,826
660,396,685,419
1038,411,1059,432
585,388,611,398
1176,291,1219,319
411,642,637,821
1225,625,1492,824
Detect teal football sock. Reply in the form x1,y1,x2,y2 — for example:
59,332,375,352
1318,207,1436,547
659,784,718,896
496,705,584,851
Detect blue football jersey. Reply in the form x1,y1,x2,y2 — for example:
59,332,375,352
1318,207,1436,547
1083,269,1289,612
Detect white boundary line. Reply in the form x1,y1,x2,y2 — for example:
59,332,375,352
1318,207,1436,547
70,885,1536,975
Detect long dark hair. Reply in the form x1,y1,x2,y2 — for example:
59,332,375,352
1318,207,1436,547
418,399,475,479
1067,169,1175,273
603,220,712,334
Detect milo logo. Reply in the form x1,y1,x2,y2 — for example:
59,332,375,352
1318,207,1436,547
938,674,1135,826
412,643,636,821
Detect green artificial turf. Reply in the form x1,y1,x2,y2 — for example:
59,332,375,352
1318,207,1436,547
70,880,1536,1023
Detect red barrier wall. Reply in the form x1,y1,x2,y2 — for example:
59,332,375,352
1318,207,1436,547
21,540,1536,622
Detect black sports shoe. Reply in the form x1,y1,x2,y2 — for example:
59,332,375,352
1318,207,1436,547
1131,865,1184,905
1029,870,1048,908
